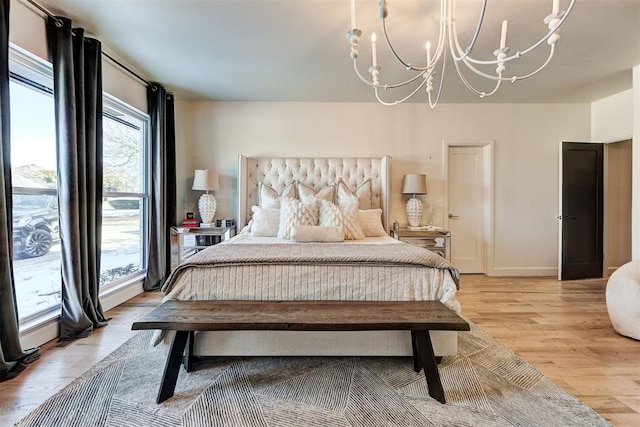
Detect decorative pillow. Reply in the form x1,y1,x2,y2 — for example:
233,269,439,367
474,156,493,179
357,209,387,237
291,226,344,242
277,197,320,240
297,182,335,204
259,181,296,209
250,206,280,237
337,178,373,210
340,198,365,240
319,199,343,228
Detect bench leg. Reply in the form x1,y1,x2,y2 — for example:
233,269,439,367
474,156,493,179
184,331,195,372
411,331,421,372
414,330,446,404
157,330,189,404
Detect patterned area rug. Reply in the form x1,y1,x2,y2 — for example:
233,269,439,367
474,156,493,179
15,322,610,427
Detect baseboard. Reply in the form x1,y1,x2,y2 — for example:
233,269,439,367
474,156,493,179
490,267,558,277
100,277,144,311
19,316,59,350
606,266,620,276
19,278,144,349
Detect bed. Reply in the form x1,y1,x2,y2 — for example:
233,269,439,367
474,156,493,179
157,155,461,356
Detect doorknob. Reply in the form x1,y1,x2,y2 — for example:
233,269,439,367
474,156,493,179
448,214,459,219
563,216,577,220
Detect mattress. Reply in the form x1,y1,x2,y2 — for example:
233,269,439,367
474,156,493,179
161,234,460,311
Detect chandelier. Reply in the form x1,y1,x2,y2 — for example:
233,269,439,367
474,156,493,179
347,0,576,106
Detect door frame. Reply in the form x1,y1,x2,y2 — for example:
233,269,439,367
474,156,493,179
558,139,633,279
443,140,494,275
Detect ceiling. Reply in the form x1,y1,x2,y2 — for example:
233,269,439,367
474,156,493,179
36,0,640,104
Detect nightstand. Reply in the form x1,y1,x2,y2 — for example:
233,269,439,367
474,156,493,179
392,228,451,262
170,226,235,269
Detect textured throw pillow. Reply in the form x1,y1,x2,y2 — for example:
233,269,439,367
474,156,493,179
337,178,373,210
319,199,343,228
340,198,365,240
358,209,387,237
250,206,280,237
259,181,296,209
277,197,320,240
297,182,335,204
291,226,344,242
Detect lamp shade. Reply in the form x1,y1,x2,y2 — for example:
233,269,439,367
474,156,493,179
192,169,220,191
401,174,427,195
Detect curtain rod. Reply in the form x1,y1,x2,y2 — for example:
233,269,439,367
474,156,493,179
24,0,151,86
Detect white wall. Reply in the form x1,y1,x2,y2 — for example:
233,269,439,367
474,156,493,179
598,72,640,261
634,66,640,259
591,89,633,142
176,101,590,275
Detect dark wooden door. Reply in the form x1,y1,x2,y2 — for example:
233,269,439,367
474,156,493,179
561,142,603,280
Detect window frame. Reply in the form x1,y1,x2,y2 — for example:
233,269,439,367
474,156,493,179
100,93,151,289
8,43,152,325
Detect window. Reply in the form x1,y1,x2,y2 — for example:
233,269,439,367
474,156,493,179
9,45,151,324
9,48,61,322
100,96,149,288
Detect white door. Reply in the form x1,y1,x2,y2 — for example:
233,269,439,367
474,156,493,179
448,146,484,273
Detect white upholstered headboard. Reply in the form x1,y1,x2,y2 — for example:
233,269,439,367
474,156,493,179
238,155,391,233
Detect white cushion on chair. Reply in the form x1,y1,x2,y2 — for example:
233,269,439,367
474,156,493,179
606,260,640,340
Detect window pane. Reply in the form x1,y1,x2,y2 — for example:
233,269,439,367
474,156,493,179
100,196,143,286
103,115,143,193
10,80,61,320
100,101,148,287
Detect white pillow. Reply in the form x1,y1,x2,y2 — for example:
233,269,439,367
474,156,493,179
337,178,373,210
358,209,387,237
340,198,365,240
250,206,280,237
319,199,343,228
291,226,344,242
277,197,320,240
259,181,296,209
297,182,335,204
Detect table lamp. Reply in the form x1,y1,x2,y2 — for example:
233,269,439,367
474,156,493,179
192,169,220,227
401,174,427,229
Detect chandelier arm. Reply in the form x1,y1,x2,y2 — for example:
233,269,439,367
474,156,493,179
352,60,428,90
507,46,556,81
352,60,378,88
459,45,555,83
453,0,575,66
431,0,449,66
381,18,428,72
451,44,503,97
447,0,488,62
375,75,430,106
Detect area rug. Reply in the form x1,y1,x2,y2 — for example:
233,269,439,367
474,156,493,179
15,322,610,427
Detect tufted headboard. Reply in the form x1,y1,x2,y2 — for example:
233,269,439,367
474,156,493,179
238,155,391,233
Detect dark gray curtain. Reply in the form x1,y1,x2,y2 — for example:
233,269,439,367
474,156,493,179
47,16,108,341
143,84,176,291
0,0,39,382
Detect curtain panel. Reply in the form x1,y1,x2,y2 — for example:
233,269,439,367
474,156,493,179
46,16,108,341
143,84,176,291
0,0,39,382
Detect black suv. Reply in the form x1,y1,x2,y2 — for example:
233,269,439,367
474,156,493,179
12,194,59,258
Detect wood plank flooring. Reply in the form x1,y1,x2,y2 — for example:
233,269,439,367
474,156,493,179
457,275,640,427
0,275,638,426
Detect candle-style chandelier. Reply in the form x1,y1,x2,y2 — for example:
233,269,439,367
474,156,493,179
347,0,576,106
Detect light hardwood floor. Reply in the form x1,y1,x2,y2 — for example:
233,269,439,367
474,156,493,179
1,275,638,426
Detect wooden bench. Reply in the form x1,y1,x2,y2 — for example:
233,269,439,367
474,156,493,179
132,300,470,404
